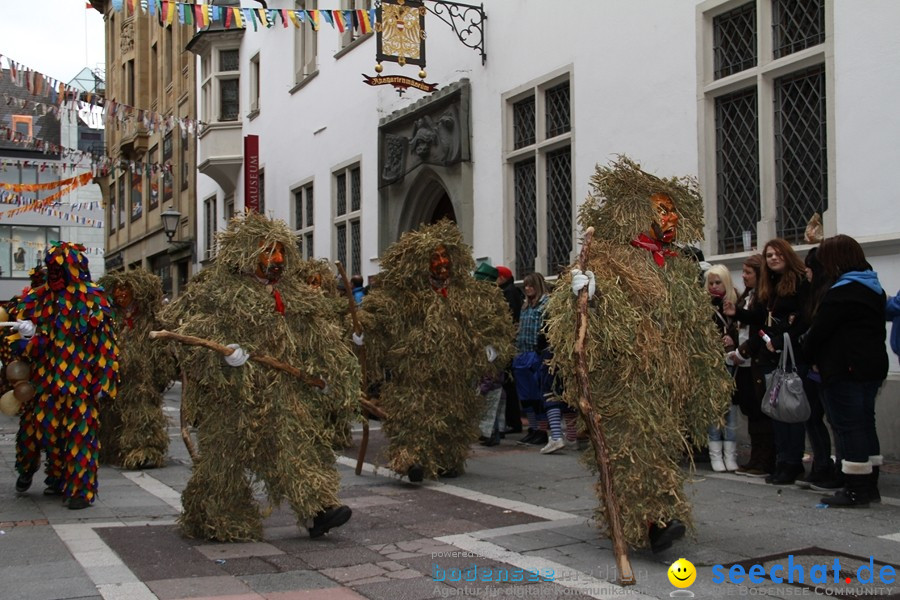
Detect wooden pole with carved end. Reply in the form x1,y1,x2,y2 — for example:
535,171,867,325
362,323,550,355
149,330,327,389
572,227,635,585
334,261,374,475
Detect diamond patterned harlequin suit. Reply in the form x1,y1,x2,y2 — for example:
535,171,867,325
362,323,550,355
14,242,119,504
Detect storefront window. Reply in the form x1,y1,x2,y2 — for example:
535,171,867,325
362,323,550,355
0,225,60,279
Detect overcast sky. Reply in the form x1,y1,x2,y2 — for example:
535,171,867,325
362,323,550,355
0,1,106,84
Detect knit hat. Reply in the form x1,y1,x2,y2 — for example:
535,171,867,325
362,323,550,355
496,266,513,281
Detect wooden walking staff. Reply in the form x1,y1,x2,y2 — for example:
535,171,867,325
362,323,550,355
149,330,327,389
572,227,635,585
334,261,381,475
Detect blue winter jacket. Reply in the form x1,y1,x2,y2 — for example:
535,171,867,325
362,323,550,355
887,291,900,358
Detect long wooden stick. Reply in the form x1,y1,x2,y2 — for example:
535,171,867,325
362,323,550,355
334,261,375,475
178,375,199,462
572,227,635,586
149,330,326,389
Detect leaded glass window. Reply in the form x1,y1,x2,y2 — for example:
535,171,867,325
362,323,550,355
514,159,537,280
513,97,535,150
545,83,570,139
713,2,757,80
774,64,827,244
715,88,760,254
773,0,825,59
546,148,572,275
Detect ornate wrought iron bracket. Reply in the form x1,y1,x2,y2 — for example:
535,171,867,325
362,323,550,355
426,1,487,65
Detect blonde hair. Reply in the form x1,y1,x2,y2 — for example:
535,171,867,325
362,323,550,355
704,264,737,305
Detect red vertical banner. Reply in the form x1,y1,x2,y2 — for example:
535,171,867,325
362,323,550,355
244,135,260,213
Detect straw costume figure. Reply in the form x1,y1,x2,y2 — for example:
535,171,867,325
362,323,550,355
9,242,119,509
294,257,355,448
546,156,732,552
98,268,176,469
359,219,515,481
160,213,359,542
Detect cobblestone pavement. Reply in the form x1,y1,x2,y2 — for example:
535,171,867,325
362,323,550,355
1,382,899,600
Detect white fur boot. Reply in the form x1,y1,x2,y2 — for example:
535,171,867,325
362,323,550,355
723,441,739,472
708,440,726,472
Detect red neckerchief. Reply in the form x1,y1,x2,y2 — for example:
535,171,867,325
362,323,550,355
271,287,285,314
256,275,286,314
432,286,448,298
630,233,678,267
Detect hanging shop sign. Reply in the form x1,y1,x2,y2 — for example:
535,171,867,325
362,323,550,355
362,74,437,94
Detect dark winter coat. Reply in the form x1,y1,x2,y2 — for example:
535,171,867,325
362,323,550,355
803,279,889,385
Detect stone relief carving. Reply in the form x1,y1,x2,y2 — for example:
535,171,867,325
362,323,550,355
382,134,409,184
121,21,135,55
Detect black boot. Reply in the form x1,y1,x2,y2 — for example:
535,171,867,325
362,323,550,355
797,458,834,489
15,471,34,493
479,430,500,447
821,473,870,508
309,505,352,538
67,495,91,510
407,464,424,483
517,429,538,445
808,463,844,492
648,519,686,554
767,463,804,486
870,466,881,504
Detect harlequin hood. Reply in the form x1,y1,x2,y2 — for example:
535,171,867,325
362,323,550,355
45,241,92,283
214,212,303,277
377,219,475,290
578,155,705,245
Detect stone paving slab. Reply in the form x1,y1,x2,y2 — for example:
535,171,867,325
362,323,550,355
146,575,255,599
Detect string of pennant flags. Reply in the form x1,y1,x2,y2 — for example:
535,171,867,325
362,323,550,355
0,172,94,220
110,0,377,33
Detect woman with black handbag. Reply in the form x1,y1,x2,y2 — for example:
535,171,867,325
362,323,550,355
725,238,811,485
802,235,888,508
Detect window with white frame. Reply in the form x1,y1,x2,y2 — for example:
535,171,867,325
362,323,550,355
702,0,827,254
249,52,260,114
294,0,318,85
333,164,361,276
293,182,315,259
201,47,240,124
505,73,573,280
339,0,372,50
204,196,217,260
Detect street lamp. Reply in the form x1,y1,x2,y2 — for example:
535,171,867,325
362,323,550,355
160,206,181,242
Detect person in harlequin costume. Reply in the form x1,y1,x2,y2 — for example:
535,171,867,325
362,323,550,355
9,242,119,509
4,267,49,494
545,156,732,553
97,269,177,469
160,212,360,542
358,219,516,482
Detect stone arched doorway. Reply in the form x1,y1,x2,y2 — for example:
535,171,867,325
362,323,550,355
429,191,456,224
398,169,457,236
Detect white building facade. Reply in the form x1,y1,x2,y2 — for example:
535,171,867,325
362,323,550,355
189,1,900,449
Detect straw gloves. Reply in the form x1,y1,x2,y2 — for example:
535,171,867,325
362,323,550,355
485,345,498,363
224,344,249,367
570,269,596,299
13,320,35,339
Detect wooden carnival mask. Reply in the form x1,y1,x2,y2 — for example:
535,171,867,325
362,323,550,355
648,193,679,243
429,244,451,291
256,241,285,284
113,284,135,310
306,273,323,289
